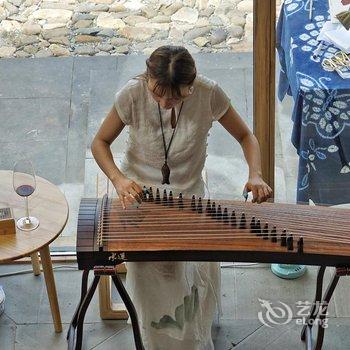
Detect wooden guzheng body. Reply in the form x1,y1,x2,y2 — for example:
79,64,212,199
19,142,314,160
69,188,350,350
77,188,350,268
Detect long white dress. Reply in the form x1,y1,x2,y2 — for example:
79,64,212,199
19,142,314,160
114,73,231,350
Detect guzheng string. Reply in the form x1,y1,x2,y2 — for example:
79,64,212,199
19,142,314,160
101,206,350,223
101,199,350,227
100,212,350,229
97,198,350,244
102,200,350,224
98,235,347,244
100,236,349,245
98,229,350,243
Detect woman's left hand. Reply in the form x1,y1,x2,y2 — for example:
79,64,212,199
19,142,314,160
243,175,273,203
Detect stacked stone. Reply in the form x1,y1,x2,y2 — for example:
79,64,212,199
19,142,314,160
0,0,282,59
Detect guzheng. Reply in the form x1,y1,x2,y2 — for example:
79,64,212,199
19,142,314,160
69,188,350,350
76,187,350,268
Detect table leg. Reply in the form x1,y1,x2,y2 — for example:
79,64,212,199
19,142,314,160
30,252,41,276
40,245,62,333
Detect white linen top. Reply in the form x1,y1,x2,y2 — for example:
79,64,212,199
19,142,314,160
114,73,231,197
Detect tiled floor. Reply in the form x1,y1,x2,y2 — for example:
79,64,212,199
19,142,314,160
1,263,350,349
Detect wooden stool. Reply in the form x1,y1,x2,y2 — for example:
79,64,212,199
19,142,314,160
99,263,128,319
30,252,41,276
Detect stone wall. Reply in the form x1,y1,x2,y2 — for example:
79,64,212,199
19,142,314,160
0,0,281,58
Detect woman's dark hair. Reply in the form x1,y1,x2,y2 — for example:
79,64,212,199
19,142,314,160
136,45,197,98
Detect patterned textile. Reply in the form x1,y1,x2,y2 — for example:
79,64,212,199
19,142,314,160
277,0,350,204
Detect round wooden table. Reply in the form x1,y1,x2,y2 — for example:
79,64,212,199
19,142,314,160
0,170,69,332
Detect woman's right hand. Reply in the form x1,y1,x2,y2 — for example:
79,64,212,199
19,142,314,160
112,175,143,209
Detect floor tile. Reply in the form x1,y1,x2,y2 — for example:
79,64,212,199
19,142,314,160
57,182,84,238
91,325,135,350
212,319,262,349
200,67,250,121
0,98,70,143
194,52,253,70
233,265,336,320
207,121,246,158
0,57,73,99
204,154,248,200
0,140,67,185
115,54,148,86
38,269,104,324
14,321,127,350
65,56,117,184
219,268,236,320
235,318,350,350
0,313,16,350
0,270,43,324
86,69,121,152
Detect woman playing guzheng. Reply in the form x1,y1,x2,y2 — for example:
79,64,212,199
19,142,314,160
91,45,272,350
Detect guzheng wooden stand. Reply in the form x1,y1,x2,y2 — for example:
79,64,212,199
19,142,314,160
67,264,145,350
301,266,350,350
68,190,350,350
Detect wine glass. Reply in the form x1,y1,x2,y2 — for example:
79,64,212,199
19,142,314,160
13,158,40,231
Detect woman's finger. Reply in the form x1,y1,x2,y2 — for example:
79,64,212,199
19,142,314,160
115,190,125,209
130,182,144,203
268,185,273,197
117,190,134,208
128,192,141,205
129,187,143,203
242,184,250,200
124,193,136,206
119,194,126,210
263,186,270,199
257,187,265,203
251,187,258,203
132,181,143,194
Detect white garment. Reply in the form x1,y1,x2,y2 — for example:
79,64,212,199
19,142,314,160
114,74,231,350
114,73,231,197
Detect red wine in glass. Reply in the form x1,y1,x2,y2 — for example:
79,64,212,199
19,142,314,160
13,158,40,231
15,184,35,197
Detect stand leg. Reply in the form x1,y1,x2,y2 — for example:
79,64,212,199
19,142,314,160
68,265,145,350
304,325,313,350
67,270,90,342
67,271,100,350
111,274,145,350
314,269,340,350
74,275,100,350
301,266,326,341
